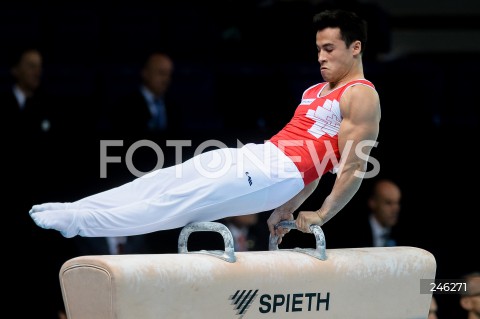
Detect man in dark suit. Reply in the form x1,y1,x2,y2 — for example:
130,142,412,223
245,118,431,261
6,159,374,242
1,46,68,319
109,52,181,138
356,178,402,247
331,178,402,248
1,46,58,136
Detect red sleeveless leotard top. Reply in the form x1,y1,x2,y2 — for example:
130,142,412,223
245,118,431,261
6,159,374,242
269,79,375,185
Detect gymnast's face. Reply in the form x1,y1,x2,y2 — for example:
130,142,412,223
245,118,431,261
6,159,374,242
316,27,361,84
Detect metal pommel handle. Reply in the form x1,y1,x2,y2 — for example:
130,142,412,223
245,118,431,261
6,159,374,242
178,221,237,263
269,220,327,261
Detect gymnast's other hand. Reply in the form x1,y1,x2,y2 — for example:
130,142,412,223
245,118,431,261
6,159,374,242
267,208,294,244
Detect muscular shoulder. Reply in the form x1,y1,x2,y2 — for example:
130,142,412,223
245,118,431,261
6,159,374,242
340,83,380,122
343,82,379,103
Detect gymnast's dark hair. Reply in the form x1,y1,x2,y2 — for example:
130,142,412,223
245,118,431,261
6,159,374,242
313,9,368,53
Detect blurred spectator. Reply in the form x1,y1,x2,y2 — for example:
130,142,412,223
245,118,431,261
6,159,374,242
333,178,402,248
58,307,67,319
1,45,100,319
108,51,181,137
1,45,62,240
222,213,269,251
429,295,438,319
460,272,480,319
363,178,401,247
0,46,65,194
0,46,58,136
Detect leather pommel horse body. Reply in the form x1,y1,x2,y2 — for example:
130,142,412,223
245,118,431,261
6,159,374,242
59,222,436,319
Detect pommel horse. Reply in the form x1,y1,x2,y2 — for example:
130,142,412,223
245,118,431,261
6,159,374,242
59,221,436,318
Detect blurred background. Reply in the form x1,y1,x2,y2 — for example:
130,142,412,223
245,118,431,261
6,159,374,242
2,0,478,317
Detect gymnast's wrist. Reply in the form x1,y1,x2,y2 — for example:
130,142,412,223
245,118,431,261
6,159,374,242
315,211,324,225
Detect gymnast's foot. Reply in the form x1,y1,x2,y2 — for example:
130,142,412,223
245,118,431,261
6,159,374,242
29,205,79,238
29,202,72,215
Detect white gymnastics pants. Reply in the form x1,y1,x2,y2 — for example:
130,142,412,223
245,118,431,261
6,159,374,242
30,142,304,237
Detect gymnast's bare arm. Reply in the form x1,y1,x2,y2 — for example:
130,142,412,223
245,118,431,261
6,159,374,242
295,84,381,233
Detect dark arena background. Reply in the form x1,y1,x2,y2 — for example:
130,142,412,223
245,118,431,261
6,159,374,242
2,0,478,318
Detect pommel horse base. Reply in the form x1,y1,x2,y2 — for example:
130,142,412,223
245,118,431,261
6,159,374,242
59,221,436,319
